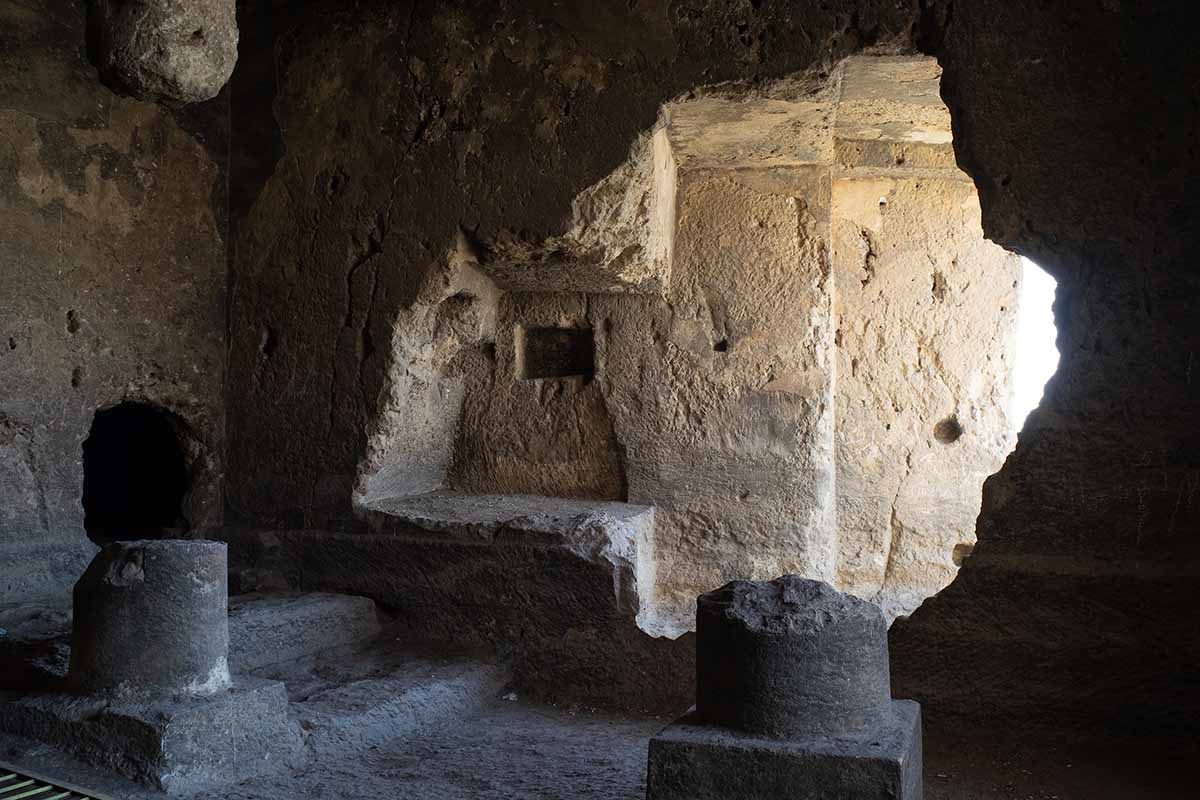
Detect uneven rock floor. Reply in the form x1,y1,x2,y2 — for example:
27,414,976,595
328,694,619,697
2,699,1193,799
232,708,1193,800
1,593,1192,798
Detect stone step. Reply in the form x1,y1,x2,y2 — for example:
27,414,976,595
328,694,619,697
0,677,294,795
227,592,383,672
1,592,385,688
249,638,510,759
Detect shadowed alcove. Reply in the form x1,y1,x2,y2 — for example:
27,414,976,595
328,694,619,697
81,402,189,545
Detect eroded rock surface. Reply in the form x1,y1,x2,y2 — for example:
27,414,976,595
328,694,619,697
87,0,238,104
349,57,1015,636
696,576,892,737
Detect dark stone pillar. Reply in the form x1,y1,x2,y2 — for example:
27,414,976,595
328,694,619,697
648,576,922,800
69,539,231,696
0,541,293,792
696,575,892,736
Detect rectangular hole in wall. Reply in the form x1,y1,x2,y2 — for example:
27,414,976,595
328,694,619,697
520,327,595,380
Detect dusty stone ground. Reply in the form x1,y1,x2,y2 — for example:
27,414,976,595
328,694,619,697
0,592,1191,798
1,701,1191,799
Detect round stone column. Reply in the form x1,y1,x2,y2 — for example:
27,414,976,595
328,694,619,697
696,575,891,737
69,539,231,696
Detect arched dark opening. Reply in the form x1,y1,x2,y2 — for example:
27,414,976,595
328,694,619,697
82,402,189,545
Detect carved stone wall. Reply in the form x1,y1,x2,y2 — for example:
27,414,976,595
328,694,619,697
0,0,227,600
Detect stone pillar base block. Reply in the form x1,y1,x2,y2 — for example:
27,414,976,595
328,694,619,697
647,700,922,800
0,677,292,794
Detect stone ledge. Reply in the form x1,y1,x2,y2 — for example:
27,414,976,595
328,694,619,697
361,491,655,616
364,490,652,540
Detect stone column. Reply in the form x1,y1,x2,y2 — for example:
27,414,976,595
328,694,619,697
697,575,893,737
647,576,922,799
1,540,293,792
69,539,231,696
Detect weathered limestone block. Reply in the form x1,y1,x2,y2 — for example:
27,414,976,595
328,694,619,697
607,114,839,634
362,491,654,619
356,237,498,507
831,56,1020,621
648,576,922,800
831,172,1019,620
86,0,238,104
835,56,957,171
69,539,231,696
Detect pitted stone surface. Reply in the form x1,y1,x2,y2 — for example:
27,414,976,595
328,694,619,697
348,56,1016,641
703,574,882,635
69,539,231,697
697,576,891,737
86,0,239,104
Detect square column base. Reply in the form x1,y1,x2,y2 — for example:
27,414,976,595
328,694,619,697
0,677,293,794
647,699,922,800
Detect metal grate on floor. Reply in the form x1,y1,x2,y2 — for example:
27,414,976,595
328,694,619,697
0,767,107,800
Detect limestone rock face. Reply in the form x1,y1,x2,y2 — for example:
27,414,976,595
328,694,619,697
696,576,892,737
69,539,231,696
86,0,238,104
284,56,1014,640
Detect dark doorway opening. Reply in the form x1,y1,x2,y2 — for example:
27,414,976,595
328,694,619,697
82,402,189,545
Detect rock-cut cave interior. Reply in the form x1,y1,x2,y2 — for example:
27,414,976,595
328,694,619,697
0,2,1195,799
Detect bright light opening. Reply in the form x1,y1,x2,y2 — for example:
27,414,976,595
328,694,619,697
1010,257,1059,433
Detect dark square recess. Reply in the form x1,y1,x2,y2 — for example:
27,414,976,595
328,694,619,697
522,327,595,380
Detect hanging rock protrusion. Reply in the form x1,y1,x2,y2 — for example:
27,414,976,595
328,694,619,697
86,0,239,105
